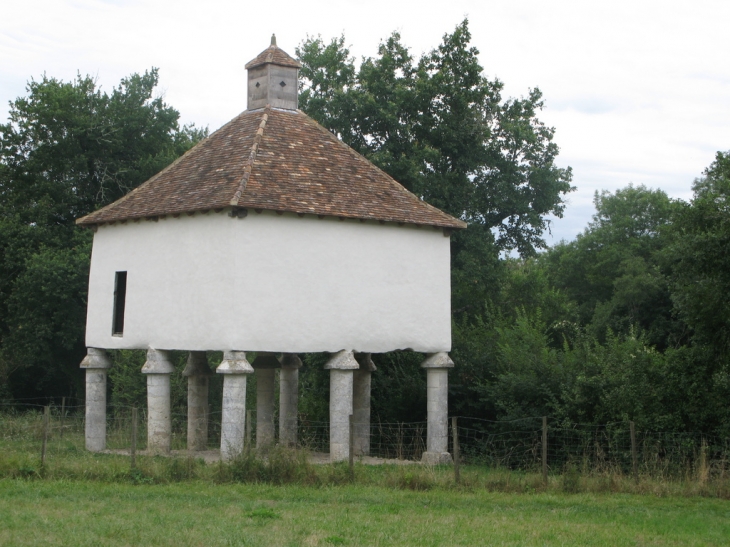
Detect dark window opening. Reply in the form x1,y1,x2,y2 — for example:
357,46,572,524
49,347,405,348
112,271,127,336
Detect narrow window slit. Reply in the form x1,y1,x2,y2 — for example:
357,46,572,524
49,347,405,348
112,271,127,336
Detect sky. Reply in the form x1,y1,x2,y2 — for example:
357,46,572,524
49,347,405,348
1,0,728,245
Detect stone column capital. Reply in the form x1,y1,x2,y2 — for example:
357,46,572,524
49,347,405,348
217,350,254,374
142,348,176,374
420,352,454,369
80,348,113,369
324,350,359,370
355,352,377,372
251,352,281,369
279,353,303,370
182,351,212,377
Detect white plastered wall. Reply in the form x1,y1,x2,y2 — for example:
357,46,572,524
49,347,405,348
85,211,452,353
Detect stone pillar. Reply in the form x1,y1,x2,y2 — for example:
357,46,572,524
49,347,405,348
325,350,359,462
353,353,376,456
183,351,212,452
252,353,279,451
141,349,176,454
279,353,302,447
421,352,454,465
217,351,253,460
80,348,113,452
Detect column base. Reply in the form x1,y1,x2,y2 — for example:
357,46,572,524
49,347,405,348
330,444,350,463
421,451,453,465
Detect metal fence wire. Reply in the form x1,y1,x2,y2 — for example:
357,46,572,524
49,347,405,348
452,416,730,477
1,402,728,477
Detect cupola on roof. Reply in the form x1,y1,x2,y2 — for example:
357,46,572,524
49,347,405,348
76,39,467,231
246,35,300,111
245,34,301,70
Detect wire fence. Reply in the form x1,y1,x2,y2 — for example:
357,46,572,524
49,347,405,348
453,416,730,478
1,400,728,478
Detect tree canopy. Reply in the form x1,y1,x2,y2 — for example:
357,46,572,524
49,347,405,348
665,152,730,357
543,185,681,349
297,20,574,258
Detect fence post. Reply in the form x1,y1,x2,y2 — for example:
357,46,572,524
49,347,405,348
60,397,66,439
246,409,253,450
630,421,638,484
349,414,354,479
130,407,138,470
452,416,460,485
699,438,708,485
542,416,548,485
41,405,50,468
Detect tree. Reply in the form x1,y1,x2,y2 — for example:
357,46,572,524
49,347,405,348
543,185,681,349
0,70,205,226
297,20,573,263
296,35,358,147
0,69,206,400
666,151,730,357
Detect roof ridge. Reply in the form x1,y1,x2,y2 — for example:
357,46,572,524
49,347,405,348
230,105,270,206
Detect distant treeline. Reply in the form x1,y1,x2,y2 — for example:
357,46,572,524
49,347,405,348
446,162,730,438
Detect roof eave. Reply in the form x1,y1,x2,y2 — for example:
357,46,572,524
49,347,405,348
76,206,467,231
244,60,301,70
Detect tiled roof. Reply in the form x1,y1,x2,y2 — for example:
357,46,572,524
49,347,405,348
245,44,301,70
76,107,467,230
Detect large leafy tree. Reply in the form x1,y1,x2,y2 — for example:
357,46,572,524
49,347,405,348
666,151,730,357
543,185,681,349
297,20,573,257
0,69,206,399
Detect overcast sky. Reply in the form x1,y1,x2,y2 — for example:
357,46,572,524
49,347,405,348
2,0,728,245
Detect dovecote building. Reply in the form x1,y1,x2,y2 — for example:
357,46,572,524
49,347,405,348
77,37,466,464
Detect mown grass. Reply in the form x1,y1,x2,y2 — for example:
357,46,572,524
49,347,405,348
1,479,729,546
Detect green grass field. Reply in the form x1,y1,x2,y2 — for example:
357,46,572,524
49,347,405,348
1,479,729,546
2,412,730,546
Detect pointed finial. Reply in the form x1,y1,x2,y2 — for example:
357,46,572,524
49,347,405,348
271,34,277,47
